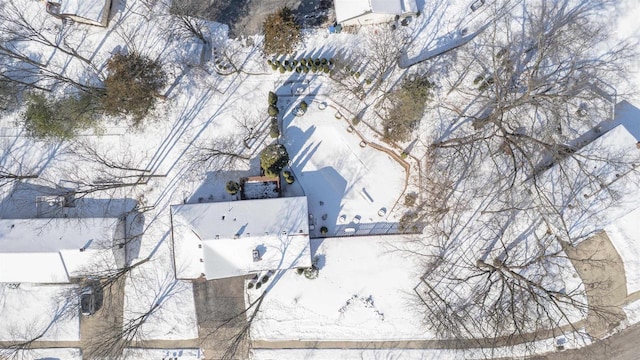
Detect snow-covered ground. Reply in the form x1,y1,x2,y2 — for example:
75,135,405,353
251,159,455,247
0,283,79,341
0,0,639,357
0,348,82,360
121,348,202,359
283,104,406,236
249,236,429,341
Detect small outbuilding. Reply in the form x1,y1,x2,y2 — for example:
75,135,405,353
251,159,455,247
45,0,112,27
334,0,418,27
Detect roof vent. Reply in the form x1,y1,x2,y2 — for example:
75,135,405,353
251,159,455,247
252,249,262,262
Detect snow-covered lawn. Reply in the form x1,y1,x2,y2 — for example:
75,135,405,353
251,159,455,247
123,230,198,340
0,283,79,341
283,104,406,236
249,236,429,341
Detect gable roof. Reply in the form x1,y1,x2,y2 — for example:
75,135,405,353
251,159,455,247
335,0,418,24
171,197,312,280
53,0,111,26
0,218,121,283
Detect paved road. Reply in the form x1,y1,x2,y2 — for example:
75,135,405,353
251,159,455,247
529,323,640,360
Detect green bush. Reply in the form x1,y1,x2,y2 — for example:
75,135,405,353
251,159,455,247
23,93,98,140
279,66,286,74
401,151,408,159
300,58,307,66
311,66,317,73
320,226,328,234
283,170,292,178
268,91,278,105
248,282,254,289
286,65,293,72
352,117,361,126
260,143,289,177
321,58,328,65
314,58,321,66
255,282,262,289
285,175,295,184
225,181,240,195
271,64,278,71
261,275,269,283
297,268,304,275
267,59,273,66
300,101,308,112
270,119,280,138
292,60,298,66
295,66,302,73
303,66,310,73
322,64,330,73
284,60,290,66
268,105,279,117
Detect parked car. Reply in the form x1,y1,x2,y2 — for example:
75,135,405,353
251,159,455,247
80,287,95,316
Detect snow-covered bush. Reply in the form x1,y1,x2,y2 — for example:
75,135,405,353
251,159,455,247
268,105,279,117
225,181,240,195
268,91,278,105
270,117,280,138
260,143,289,177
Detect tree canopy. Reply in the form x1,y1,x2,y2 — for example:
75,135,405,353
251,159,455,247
102,53,166,124
263,7,301,55
260,143,289,177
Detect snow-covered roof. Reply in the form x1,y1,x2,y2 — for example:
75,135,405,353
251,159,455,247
171,197,311,280
0,218,121,283
334,0,418,24
59,0,110,25
605,207,640,294
539,123,640,240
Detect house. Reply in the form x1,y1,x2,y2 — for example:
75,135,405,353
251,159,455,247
171,196,312,280
45,0,112,27
0,217,124,283
334,0,418,27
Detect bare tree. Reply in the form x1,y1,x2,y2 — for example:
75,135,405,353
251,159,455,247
410,0,637,351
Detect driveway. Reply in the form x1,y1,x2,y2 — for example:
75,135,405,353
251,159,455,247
193,277,248,360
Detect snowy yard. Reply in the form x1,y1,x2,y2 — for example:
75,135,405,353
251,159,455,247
249,236,430,341
283,103,406,237
0,283,79,341
0,0,639,357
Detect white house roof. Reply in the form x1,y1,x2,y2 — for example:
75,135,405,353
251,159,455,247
60,0,109,24
538,123,640,240
335,0,418,24
0,218,121,283
171,197,312,280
